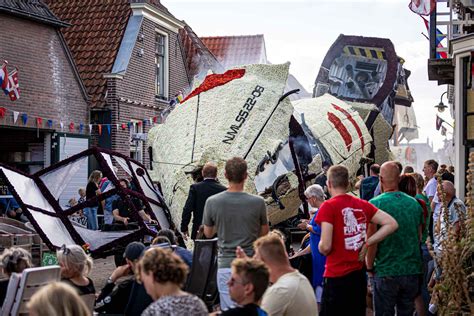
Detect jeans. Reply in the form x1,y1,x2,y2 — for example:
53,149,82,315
217,268,235,311
373,274,420,316
421,244,432,313
84,206,98,230
104,195,119,225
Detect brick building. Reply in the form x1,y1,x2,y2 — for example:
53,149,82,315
0,0,89,176
45,0,221,168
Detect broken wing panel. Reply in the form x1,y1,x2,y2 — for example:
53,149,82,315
74,226,136,251
0,167,56,214
27,208,76,247
39,157,88,202
0,166,80,248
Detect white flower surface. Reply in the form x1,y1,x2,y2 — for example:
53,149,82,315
347,101,392,165
148,63,294,225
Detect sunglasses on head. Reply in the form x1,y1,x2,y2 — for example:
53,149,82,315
61,244,71,255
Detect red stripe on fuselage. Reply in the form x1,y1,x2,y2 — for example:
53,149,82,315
327,112,352,151
332,103,365,153
182,69,246,103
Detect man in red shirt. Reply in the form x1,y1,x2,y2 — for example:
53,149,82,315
316,165,398,316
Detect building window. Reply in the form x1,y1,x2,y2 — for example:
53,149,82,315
130,120,143,163
155,33,167,99
463,56,474,145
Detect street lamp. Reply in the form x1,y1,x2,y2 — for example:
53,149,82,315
435,91,448,113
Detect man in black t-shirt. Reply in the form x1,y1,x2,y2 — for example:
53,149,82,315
111,179,155,229
222,258,269,316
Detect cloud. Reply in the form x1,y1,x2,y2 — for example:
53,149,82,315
395,40,430,71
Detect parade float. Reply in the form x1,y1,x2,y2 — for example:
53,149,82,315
148,34,414,228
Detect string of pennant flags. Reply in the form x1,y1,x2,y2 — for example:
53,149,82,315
0,58,187,133
0,105,168,135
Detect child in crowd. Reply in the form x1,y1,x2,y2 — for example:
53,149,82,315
68,198,78,207
68,197,87,226
0,247,33,306
78,188,86,204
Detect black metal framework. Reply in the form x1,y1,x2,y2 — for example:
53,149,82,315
0,147,173,257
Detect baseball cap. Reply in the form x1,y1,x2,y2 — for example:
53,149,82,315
123,241,145,261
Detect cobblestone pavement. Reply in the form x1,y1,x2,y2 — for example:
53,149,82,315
89,256,116,290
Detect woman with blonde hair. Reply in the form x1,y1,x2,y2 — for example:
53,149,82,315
27,282,90,316
0,247,32,305
139,247,208,316
84,170,103,230
57,244,95,295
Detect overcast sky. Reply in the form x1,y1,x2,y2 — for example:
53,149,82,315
162,0,451,150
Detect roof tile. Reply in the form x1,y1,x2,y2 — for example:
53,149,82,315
0,0,66,27
200,35,267,69
44,0,131,107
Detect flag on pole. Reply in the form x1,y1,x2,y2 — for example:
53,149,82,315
409,0,436,16
421,16,448,59
436,114,445,130
0,63,8,91
7,69,20,101
176,91,184,103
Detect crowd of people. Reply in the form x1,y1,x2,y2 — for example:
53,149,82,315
178,157,464,315
0,156,466,315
